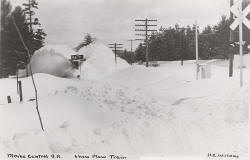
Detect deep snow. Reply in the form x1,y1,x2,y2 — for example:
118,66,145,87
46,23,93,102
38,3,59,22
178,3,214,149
18,45,76,78
0,47,249,160
78,41,129,79
18,41,129,79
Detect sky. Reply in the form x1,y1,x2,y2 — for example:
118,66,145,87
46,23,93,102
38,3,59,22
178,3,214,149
9,0,230,50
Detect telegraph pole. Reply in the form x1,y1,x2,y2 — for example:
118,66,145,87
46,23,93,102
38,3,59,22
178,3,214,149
239,0,243,86
229,0,235,77
195,21,199,80
135,18,157,67
108,43,123,66
128,39,136,64
230,0,250,86
128,39,136,52
177,27,188,66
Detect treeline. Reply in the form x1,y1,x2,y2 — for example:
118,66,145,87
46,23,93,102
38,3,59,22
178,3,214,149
131,15,250,63
0,0,46,78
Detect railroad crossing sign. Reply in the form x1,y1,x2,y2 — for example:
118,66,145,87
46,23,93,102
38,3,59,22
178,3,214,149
229,0,250,87
230,1,250,30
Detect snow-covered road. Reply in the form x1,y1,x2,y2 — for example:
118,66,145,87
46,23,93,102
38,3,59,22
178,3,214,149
0,59,249,160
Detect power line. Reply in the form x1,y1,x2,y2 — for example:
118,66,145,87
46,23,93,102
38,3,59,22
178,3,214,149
128,39,137,65
127,39,136,52
135,18,157,67
108,43,123,66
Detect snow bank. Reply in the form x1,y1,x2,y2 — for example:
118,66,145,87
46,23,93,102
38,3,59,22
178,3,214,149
78,41,129,79
0,60,248,159
19,45,76,78
18,42,129,79
234,54,250,68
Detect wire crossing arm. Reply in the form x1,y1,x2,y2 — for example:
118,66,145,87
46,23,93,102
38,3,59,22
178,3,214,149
108,43,124,66
135,18,157,67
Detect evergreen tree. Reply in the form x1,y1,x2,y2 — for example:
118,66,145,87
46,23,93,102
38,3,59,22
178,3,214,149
0,0,46,77
0,4,31,77
0,0,12,77
23,0,46,53
74,33,95,52
199,25,214,59
117,49,132,64
135,43,146,62
23,0,38,33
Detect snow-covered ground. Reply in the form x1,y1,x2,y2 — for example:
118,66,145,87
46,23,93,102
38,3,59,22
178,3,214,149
0,44,249,160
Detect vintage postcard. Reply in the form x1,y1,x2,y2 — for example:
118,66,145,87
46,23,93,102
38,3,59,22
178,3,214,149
0,0,249,160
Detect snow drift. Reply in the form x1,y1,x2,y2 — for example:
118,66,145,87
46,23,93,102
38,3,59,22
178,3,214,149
234,54,250,68
19,41,129,79
78,41,129,79
0,60,248,159
18,45,76,78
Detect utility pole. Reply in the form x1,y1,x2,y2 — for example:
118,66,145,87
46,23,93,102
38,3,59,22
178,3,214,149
108,43,123,66
229,0,235,77
128,39,136,52
128,39,136,64
239,0,243,86
230,0,250,86
135,18,157,67
195,21,199,80
177,27,187,66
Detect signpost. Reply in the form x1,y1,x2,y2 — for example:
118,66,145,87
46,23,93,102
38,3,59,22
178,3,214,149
230,0,250,87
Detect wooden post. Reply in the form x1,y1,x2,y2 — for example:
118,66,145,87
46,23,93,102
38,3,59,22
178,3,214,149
108,43,123,67
79,61,81,79
135,19,157,67
195,21,199,80
16,70,19,94
128,39,136,65
7,96,11,103
229,0,235,77
239,0,243,87
145,18,149,67
181,30,184,66
114,43,117,66
18,81,23,102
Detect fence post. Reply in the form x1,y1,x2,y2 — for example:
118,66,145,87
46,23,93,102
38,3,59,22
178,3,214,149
16,70,19,94
18,81,23,102
7,96,11,103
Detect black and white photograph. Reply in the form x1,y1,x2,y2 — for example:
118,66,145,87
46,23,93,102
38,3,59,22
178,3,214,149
0,0,249,160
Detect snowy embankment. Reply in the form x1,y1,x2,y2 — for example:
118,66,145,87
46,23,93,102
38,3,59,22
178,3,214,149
18,41,129,79
0,44,249,160
78,41,129,79
18,45,76,78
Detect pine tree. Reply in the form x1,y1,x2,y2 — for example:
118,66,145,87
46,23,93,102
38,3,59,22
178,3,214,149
74,33,95,52
0,0,45,77
23,0,46,53
1,4,31,77
0,0,12,77
11,6,31,67
23,0,38,33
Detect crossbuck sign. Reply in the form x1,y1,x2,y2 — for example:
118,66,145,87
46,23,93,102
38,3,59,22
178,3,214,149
230,0,250,87
230,0,250,30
